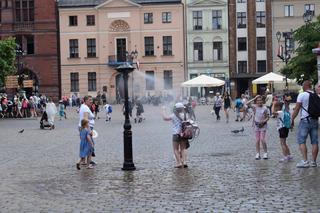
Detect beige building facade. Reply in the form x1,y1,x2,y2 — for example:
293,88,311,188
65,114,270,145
58,0,184,101
272,0,320,74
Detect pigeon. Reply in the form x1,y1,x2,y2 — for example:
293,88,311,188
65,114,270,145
231,127,244,134
18,129,24,133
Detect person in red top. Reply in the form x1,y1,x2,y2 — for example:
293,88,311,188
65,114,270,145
21,98,29,118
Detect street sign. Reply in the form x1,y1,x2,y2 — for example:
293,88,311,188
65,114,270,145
23,80,33,88
5,75,19,89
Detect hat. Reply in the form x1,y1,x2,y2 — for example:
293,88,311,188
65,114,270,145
175,102,184,109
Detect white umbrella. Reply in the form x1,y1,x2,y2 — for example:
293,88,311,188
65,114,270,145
181,75,225,87
252,72,294,84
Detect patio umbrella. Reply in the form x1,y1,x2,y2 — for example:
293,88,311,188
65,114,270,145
252,72,294,84
181,75,225,87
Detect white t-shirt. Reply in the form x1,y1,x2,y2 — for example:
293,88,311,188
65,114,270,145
265,94,273,106
297,91,312,119
79,104,95,127
254,105,269,123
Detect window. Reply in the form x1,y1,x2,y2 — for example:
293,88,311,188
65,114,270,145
238,37,247,51
145,71,155,90
193,42,203,61
256,0,264,2
284,5,294,17
238,61,247,73
86,15,95,26
237,12,246,28
88,72,96,91
212,10,222,30
162,12,171,23
163,36,172,56
213,42,223,61
87,38,96,58
193,11,202,30
164,70,173,89
257,37,266,50
305,4,315,15
256,11,265,28
237,0,246,3
26,35,34,54
15,0,34,22
69,39,79,58
144,13,153,24
70,72,79,92
257,60,266,73
69,16,77,26
144,37,154,56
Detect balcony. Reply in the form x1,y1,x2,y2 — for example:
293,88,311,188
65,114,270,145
108,55,132,67
14,22,34,32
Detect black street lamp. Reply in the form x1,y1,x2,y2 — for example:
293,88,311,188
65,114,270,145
116,62,136,171
303,10,314,24
15,44,26,94
126,50,138,101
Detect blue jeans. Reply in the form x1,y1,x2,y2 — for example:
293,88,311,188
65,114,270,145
297,119,319,145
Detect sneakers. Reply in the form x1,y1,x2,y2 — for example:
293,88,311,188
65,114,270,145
279,157,287,163
310,161,317,167
296,160,310,168
263,153,268,160
255,153,261,160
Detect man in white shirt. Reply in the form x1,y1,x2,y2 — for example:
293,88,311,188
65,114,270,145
292,80,319,168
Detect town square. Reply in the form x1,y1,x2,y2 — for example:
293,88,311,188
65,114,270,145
1,0,320,212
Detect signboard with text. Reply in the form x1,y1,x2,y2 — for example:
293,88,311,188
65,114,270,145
23,80,34,88
5,75,19,89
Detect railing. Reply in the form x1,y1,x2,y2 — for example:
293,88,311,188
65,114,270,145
107,55,133,67
14,22,34,32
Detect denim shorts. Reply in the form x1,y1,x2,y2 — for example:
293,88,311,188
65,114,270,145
297,119,319,145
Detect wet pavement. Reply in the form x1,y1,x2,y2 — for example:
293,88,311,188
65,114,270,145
0,104,319,212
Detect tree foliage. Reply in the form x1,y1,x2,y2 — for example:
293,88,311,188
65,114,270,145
0,37,17,86
281,16,320,85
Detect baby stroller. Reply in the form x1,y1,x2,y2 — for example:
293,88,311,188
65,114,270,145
40,111,54,129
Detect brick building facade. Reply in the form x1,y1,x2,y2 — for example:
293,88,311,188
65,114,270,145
0,0,60,100
228,0,273,97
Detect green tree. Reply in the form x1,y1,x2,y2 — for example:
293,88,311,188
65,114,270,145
282,16,320,85
0,37,16,87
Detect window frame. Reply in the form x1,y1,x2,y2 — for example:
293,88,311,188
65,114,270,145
15,0,34,22
88,72,97,91
162,12,171,23
86,38,96,58
69,15,78,26
256,11,266,28
238,37,247,51
69,39,79,58
238,61,247,73
144,13,153,24
237,12,246,29
257,37,266,51
193,11,202,30
86,15,95,26
212,10,222,30
193,42,203,61
145,71,155,90
163,70,173,89
70,72,79,92
144,37,154,56
213,41,223,61
305,4,315,15
163,36,172,56
257,60,267,73
284,5,294,17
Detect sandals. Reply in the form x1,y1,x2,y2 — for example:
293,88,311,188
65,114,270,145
76,163,81,170
174,165,183,168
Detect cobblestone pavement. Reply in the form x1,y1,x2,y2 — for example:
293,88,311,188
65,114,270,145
0,104,319,212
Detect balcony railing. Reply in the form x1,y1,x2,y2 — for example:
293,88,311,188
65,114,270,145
14,22,34,32
108,55,133,67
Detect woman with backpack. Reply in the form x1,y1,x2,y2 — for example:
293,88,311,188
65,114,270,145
162,103,188,168
273,96,293,162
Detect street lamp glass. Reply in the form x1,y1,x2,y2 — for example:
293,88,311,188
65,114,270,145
276,31,281,42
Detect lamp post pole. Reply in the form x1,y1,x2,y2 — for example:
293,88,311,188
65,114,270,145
116,62,136,171
312,46,320,85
